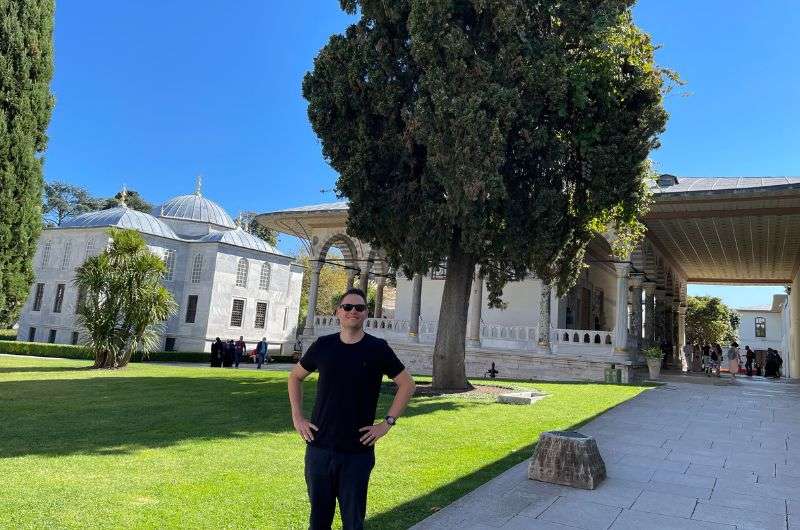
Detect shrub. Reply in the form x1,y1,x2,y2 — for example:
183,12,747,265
0,329,17,341
0,341,208,364
642,346,663,360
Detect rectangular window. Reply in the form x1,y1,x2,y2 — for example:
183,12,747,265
755,316,766,338
40,241,52,268
33,283,45,311
75,286,87,314
165,337,176,351
230,299,245,327
185,295,198,323
48,329,57,343
191,254,203,283
28,327,36,342
71,331,79,345
61,241,72,270
53,284,65,313
255,301,268,329
164,249,176,281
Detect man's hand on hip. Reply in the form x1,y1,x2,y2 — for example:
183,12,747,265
358,422,390,446
293,415,318,442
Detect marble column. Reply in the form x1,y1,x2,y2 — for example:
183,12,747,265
677,304,687,371
358,261,372,293
467,271,483,347
304,262,323,332
538,282,552,353
612,263,630,353
346,269,356,289
654,288,666,343
628,273,644,351
408,273,423,342
643,282,656,345
664,294,674,345
374,278,385,318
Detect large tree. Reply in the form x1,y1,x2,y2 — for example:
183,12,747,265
304,0,669,389
685,295,739,346
74,228,177,368
0,0,55,327
100,189,152,213
43,181,102,226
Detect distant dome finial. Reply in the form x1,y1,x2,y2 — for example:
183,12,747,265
195,175,202,196
119,184,128,207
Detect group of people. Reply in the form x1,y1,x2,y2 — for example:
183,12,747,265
210,336,272,369
683,341,783,379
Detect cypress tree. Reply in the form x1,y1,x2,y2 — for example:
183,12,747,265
0,0,55,326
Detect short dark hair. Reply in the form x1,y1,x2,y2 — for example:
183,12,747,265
338,288,367,306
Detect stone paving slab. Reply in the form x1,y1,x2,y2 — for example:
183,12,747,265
411,376,799,530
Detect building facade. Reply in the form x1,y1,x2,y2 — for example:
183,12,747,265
18,187,304,354
258,176,800,382
737,294,791,375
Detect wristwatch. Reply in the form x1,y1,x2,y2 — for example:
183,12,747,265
385,415,397,426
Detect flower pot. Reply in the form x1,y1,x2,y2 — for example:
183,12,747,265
646,358,661,380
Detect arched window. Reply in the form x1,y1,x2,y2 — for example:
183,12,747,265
60,241,72,270
755,316,766,338
40,241,52,268
236,258,249,287
191,254,203,284
259,262,271,290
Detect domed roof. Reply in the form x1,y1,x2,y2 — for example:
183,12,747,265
154,192,235,229
200,228,283,255
61,206,179,240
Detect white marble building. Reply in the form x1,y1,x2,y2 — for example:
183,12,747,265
736,294,791,375
17,186,304,354
259,176,800,382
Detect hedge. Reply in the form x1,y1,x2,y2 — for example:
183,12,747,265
0,329,17,341
0,341,209,363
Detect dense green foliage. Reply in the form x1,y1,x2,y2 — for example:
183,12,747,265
74,228,177,368
0,356,647,528
0,329,17,341
43,181,101,226
100,188,152,213
0,342,212,362
304,0,667,299
242,211,278,246
304,0,670,388
0,0,55,327
685,295,740,346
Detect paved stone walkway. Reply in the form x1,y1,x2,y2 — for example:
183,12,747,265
412,375,800,530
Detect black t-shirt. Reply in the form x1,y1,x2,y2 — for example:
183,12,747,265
299,332,405,453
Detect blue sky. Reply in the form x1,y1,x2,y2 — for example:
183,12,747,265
45,1,799,309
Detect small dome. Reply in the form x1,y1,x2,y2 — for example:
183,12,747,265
61,207,178,239
200,228,283,255
154,193,235,229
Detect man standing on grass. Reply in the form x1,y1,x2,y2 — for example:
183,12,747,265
288,288,416,530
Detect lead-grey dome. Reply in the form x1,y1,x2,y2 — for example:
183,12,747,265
200,228,283,255
155,193,235,229
61,206,179,239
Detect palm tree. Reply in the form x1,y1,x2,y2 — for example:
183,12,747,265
74,228,177,368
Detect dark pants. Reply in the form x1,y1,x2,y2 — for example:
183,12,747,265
305,445,375,530
256,353,264,369
234,350,242,367
746,360,753,376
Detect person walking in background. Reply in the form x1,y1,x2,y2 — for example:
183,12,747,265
745,345,755,377
691,343,702,372
682,342,693,372
224,339,235,367
708,344,720,377
234,336,246,368
727,341,740,382
211,337,224,367
256,337,269,369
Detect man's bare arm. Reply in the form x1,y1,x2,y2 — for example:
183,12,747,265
288,364,318,442
358,369,416,446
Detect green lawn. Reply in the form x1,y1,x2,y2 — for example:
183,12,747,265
0,354,649,529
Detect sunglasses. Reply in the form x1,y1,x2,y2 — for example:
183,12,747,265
339,303,367,312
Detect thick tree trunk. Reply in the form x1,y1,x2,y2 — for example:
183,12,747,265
432,235,475,391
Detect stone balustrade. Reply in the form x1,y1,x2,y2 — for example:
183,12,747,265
554,328,614,346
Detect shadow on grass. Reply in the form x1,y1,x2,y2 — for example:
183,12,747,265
0,372,481,459
366,391,645,530
0,366,92,374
